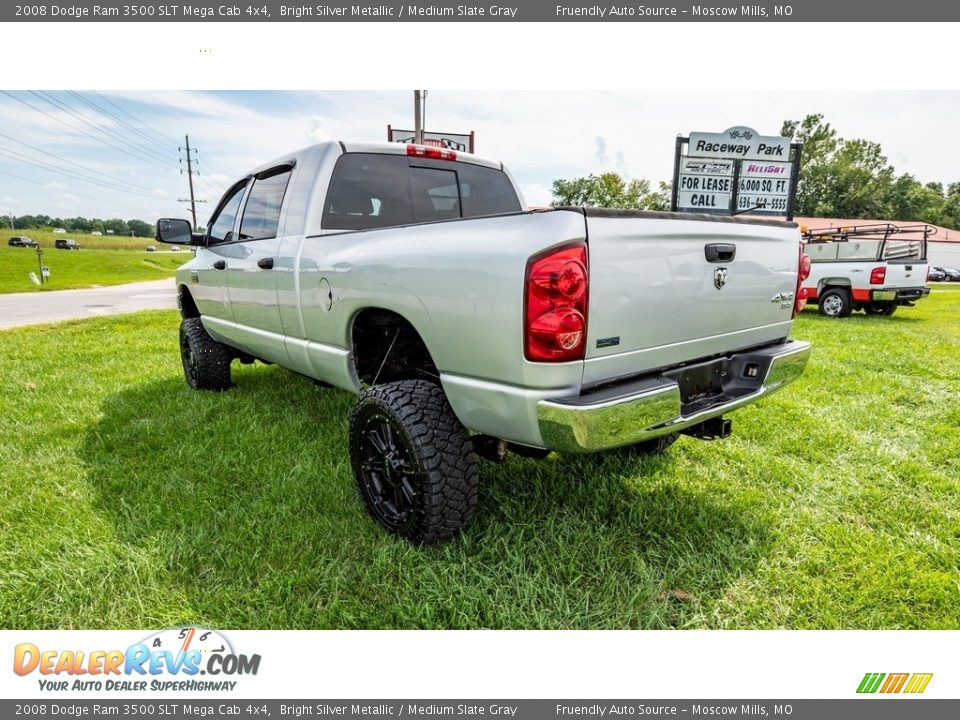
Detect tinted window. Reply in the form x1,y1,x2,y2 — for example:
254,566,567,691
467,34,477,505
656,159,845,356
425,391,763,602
207,183,247,244
410,167,460,222
456,162,522,217
323,154,414,230
322,153,521,231
240,169,292,241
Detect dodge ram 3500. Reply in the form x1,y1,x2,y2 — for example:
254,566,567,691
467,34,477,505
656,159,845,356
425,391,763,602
156,141,812,543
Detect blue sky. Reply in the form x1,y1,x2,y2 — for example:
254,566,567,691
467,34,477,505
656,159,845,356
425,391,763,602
1,90,958,223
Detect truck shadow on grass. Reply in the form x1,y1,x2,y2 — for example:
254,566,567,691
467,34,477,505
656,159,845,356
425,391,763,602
80,366,770,629
801,310,922,324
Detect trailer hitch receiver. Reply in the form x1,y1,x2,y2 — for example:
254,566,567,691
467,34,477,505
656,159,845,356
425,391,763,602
683,417,732,441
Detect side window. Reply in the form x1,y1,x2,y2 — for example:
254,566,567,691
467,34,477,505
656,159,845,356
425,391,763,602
410,167,459,222
207,183,247,244
239,168,292,241
323,154,414,230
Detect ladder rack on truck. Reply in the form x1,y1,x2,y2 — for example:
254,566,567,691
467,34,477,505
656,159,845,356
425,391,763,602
799,223,932,318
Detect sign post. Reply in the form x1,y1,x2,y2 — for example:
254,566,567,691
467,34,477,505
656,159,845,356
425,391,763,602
671,126,801,220
387,125,475,153
35,245,44,285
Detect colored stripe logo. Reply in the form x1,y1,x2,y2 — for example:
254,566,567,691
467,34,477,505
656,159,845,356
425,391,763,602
857,672,933,694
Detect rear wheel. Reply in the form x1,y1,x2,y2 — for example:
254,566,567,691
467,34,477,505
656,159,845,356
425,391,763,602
865,301,897,316
818,288,852,318
619,433,679,456
348,380,478,543
179,318,232,391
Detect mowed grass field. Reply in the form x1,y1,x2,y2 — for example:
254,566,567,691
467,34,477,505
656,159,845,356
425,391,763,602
1,229,182,293
1,289,958,629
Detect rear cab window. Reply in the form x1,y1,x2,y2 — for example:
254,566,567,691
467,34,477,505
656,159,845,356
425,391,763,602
322,153,521,231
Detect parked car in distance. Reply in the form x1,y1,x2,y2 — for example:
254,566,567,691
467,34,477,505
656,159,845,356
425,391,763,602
53,228,67,234
55,238,80,250
91,231,102,236
935,266,960,282
146,245,157,252
170,245,181,252
8,236,38,248
927,267,946,282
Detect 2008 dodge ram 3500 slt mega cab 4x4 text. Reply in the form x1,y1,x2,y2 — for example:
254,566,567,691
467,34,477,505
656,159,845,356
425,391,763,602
157,141,812,543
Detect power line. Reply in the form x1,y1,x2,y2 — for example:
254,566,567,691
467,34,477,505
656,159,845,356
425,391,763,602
0,145,170,201
192,155,228,197
92,91,181,147
66,91,174,158
0,129,170,197
0,168,159,216
36,90,176,167
0,91,174,173
31,91,177,168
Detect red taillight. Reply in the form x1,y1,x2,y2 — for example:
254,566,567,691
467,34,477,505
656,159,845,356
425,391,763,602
406,143,457,161
525,244,588,362
870,266,886,285
793,249,811,317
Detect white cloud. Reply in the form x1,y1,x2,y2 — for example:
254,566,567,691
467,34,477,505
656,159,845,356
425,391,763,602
3,90,960,220
519,183,553,208
307,115,332,143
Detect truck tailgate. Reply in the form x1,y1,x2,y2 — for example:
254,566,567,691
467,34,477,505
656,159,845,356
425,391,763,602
580,209,801,386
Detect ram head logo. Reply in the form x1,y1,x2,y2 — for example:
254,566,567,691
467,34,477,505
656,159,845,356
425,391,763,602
714,267,728,290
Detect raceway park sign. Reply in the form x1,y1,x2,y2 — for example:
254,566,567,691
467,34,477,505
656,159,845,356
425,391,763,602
671,126,801,219
687,126,791,161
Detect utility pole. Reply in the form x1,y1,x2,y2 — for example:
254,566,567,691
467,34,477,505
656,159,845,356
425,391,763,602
179,134,199,231
414,90,423,145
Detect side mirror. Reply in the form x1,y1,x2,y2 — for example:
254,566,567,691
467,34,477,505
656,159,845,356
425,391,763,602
156,218,198,245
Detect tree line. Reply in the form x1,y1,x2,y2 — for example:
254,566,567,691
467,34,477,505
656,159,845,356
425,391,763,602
551,113,960,230
9,214,154,237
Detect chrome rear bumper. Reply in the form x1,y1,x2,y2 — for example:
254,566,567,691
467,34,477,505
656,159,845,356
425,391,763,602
537,340,811,453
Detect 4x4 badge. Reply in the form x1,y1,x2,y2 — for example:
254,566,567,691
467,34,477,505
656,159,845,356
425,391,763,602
714,267,728,290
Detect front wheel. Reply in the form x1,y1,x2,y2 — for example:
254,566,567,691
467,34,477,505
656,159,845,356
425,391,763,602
179,318,232,391
348,380,479,544
818,288,852,318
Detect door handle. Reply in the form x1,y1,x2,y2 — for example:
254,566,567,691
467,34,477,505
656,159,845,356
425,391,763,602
212,260,226,270
705,243,736,263
257,257,275,270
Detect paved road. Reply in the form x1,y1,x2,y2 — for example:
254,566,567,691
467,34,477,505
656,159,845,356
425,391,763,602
0,279,177,329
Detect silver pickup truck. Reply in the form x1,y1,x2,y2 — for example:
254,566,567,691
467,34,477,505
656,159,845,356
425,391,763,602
156,141,811,543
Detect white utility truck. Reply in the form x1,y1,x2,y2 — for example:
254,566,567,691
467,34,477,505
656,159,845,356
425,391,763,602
801,223,932,317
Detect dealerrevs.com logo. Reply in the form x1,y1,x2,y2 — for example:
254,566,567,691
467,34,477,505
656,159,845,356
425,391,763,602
13,627,261,692
857,672,933,694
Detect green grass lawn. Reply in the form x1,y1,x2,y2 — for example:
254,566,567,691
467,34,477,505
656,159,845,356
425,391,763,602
0,241,183,294
1,290,958,629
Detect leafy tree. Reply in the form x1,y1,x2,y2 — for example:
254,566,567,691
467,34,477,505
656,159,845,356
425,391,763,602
104,218,127,234
780,114,841,217
127,219,153,237
781,113,959,228
551,172,666,210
